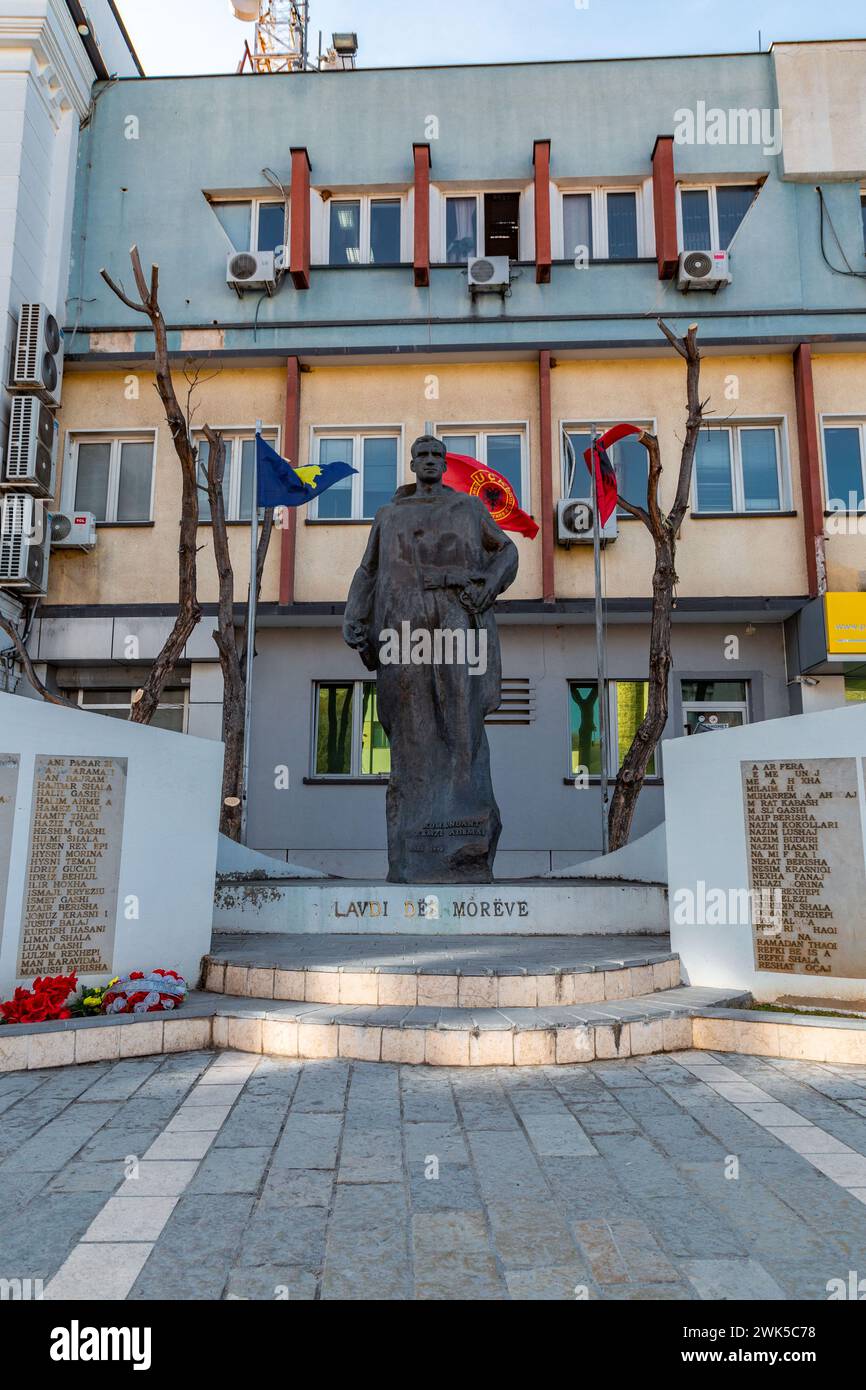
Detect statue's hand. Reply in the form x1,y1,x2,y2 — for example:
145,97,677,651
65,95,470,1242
459,577,497,614
344,620,370,649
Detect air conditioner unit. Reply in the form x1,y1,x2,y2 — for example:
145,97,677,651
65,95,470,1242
49,510,97,551
677,249,732,292
10,303,64,405
0,493,50,594
467,256,511,293
4,395,58,497
556,496,618,547
226,250,277,294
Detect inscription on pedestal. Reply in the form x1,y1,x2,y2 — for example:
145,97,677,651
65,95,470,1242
0,754,20,939
17,755,128,978
742,758,866,978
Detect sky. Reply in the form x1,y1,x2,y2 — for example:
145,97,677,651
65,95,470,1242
116,0,865,76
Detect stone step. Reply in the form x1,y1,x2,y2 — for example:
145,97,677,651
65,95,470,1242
205,985,751,1066
203,932,681,1007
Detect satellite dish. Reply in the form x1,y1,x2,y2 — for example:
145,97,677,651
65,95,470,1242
230,1,259,20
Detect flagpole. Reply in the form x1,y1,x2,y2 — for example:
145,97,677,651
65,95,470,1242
590,424,610,855
240,419,261,846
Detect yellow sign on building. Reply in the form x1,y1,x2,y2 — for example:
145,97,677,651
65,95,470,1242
825,593,866,655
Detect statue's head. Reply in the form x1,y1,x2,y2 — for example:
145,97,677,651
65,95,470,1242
410,434,447,485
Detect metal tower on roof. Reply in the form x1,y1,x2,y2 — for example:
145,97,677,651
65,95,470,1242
233,1,309,74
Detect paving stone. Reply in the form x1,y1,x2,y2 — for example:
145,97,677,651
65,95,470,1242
407,1161,483,1212
521,1113,597,1157
82,1195,178,1243
487,1199,578,1269
466,1131,550,1200
213,1095,290,1149
80,1128,162,1162
0,1192,107,1282
188,1146,273,1194
116,1160,199,1197
47,1161,126,1194
291,1062,350,1113
414,1249,508,1300
271,1113,342,1170
77,1060,163,1103
403,1122,470,1166
321,1183,411,1300
45,1241,155,1301
681,1257,788,1300
128,1195,256,1300
337,1128,402,1183
238,1203,328,1268
225,1266,317,1300
504,1265,596,1300
411,1211,490,1252
259,1169,334,1208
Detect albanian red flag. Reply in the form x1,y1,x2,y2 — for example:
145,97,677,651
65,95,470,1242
582,423,643,526
443,453,539,539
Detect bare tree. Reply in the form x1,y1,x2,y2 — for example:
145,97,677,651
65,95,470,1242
607,319,707,851
99,247,202,723
0,614,79,708
202,426,274,840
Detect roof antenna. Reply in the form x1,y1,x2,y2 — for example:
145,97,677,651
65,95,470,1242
758,28,762,51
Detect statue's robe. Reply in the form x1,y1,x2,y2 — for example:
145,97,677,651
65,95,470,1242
343,483,518,883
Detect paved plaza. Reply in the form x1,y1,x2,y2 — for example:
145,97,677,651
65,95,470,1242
4,1048,866,1300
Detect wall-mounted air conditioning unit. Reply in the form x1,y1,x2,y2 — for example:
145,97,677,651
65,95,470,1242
10,303,64,405
556,497,618,547
4,395,57,497
467,256,511,294
0,494,51,594
50,511,97,551
677,250,732,292
226,250,277,295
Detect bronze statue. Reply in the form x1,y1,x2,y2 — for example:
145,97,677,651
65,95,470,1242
343,435,518,883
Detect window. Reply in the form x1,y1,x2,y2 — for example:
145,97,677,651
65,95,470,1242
823,420,866,510
693,424,786,514
860,191,866,250
681,679,749,735
678,184,758,252
327,197,402,265
195,431,278,522
314,680,390,777
64,687,188,733
562,422,651,515
309,430,399,520
212,198,286,254
559,187,643,261
443,191,520,263
846,678,866,703
568,680,656,777
437,427,528,509
67,434,155,523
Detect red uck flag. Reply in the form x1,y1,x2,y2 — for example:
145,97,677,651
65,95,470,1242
582,423,643,526
443,452,539,539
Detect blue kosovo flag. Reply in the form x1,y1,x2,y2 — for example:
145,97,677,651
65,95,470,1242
255,434,356,509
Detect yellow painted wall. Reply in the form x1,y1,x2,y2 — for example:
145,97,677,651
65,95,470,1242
550,354,808,599
49,368,286,605
812,353,866,593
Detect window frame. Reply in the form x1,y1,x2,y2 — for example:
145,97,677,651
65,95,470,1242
566,678,662,781
690,419,791,516
307,425,404,521
322,193,407,266
310,678,389,779
62,430,158,524
675,181,759,254
680,679,750,736
555,183,651,261
560,418,656,516
210,195,288,256
434,421,531,511
436,187,527,264
68,686,189,732
193,426,281,524
819,415,866,512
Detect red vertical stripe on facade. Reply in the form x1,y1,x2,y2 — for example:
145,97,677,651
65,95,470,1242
413,143,431,287
651,135,678,280
289,147,311,290
533,139,552,284
793,344,826,598
279,356,301,606
539,349,555,604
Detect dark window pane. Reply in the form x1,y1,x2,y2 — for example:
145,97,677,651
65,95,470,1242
484,191,519,259
716,185,757,249
441,434,477,461
681,680,747,703
685,708,745,735
316,684,354,774
562,193,592,260
565,432,592,498
196,440,212,523
740,429,780,511
824,427,864,509
695,431,733,512
239,438,255,521
151,707,185,732
612,435,647,513
362,437,397,517
74,442,111,520
446,197,477,263
681,189,711,250
257,202,285,253
370,200,401,263
606,192,637,259
116,441,153,522
486,434,522,506
316,438,353,518
329,200,361,264
569,682,601,776
361,683,390,774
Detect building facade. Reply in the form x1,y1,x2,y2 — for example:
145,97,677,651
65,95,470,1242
7,38,866,873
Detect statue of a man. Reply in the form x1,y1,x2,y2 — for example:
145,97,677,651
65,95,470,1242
343,435,518,883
